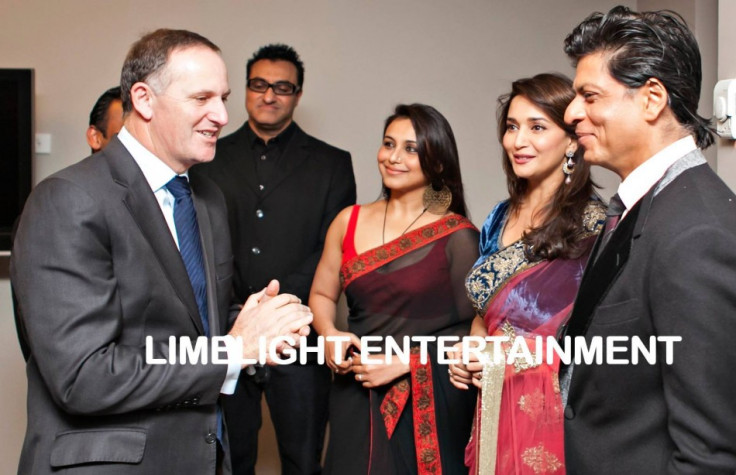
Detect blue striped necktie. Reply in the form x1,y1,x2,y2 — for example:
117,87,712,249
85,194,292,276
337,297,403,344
165,176,209,337
166,176,223,442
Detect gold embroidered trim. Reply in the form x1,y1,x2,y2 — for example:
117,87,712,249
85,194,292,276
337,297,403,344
466,241,528,315
501,321,541,374
580,200,606,238
552,372,560,394
521,443,563,474
342,214,474,289
518,390,546,421
517,388,561,426
477,343,505,475
466,199,605,315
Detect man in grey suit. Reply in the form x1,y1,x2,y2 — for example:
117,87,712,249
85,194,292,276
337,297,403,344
11,29,312,474
560,6,736,474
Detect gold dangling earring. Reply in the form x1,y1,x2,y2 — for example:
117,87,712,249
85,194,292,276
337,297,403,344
423,183,452,215
562,150,575,185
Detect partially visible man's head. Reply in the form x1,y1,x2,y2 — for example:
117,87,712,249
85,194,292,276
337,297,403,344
245,44,304,139
564,6,713,150
86,86,123,152
121,29,230,173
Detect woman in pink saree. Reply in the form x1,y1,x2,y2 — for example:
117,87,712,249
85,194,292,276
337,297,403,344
311,104,479,474
449,74,605,474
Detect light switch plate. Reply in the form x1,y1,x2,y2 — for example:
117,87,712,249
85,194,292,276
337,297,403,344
35,133,51,154
713,79,736,139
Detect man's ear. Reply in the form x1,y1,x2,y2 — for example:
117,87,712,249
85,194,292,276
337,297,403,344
129,82,155,121
642,78,669,122
86,126,102,152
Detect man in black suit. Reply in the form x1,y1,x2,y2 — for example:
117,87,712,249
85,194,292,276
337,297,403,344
192,44,355,474
560,6,736,474
11,29,312,474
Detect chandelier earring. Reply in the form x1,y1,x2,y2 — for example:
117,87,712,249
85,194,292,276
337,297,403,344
562,149,576,185
423,182,452,215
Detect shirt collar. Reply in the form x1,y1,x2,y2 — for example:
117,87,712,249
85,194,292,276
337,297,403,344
117,126,186,192
617,135,697,210
245,120,297,147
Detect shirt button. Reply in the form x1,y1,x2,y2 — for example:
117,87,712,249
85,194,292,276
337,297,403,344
259,184,265,191
260,154,267,161
256,209,264,219
251,247,261,255
564,406,575,420
205,433,216,444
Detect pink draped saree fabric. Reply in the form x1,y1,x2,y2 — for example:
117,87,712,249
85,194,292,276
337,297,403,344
465,200,605,474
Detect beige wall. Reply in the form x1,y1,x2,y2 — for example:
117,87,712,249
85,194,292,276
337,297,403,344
6,1,729,473
643,0,736,189
639,0,719,169
717,0,736,185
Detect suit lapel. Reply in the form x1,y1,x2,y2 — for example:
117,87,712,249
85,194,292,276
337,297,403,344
191,188,221,337
105,138,205,335
564,197,646,338
563,151,703,340
259,125,310,200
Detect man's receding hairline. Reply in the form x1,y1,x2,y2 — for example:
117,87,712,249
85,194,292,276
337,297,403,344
147,44,223,94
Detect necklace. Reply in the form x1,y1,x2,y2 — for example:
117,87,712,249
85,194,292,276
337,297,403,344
382,200,427,244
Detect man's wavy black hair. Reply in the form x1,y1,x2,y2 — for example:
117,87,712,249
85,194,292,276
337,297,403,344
564,5,714,149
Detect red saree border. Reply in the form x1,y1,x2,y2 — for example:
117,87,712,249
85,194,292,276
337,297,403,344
340,214,475,289
411,350,443,475
379,347,443,475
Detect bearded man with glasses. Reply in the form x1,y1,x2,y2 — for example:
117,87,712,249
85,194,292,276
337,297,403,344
192,43,356,475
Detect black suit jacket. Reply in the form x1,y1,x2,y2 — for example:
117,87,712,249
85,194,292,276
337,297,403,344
11,137,235,474
563,151,736,474
192,122,356,303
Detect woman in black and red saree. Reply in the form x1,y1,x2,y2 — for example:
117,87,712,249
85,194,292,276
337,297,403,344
311,103,479,474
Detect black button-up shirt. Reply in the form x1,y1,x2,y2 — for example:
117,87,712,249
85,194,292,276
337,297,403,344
245,121,297,188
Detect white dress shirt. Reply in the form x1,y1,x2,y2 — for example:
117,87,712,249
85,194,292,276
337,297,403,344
617,136,697,219
118,127,182,247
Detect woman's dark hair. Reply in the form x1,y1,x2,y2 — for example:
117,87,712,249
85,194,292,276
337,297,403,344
564,6,714,149
497,73,595,260
382,103,468,217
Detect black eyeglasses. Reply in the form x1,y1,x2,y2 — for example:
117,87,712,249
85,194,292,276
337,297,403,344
247,78,301,96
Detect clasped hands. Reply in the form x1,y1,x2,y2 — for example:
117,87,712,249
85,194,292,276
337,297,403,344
228,279,313,367
323,330,409,388
447,341,484,390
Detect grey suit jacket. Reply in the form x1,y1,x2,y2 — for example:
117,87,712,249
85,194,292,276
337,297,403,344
562,150,736,474
11,137,235,474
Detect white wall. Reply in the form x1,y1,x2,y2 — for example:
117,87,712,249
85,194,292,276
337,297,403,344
0,257,25,471
717,0,736,186
639,0,719,169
